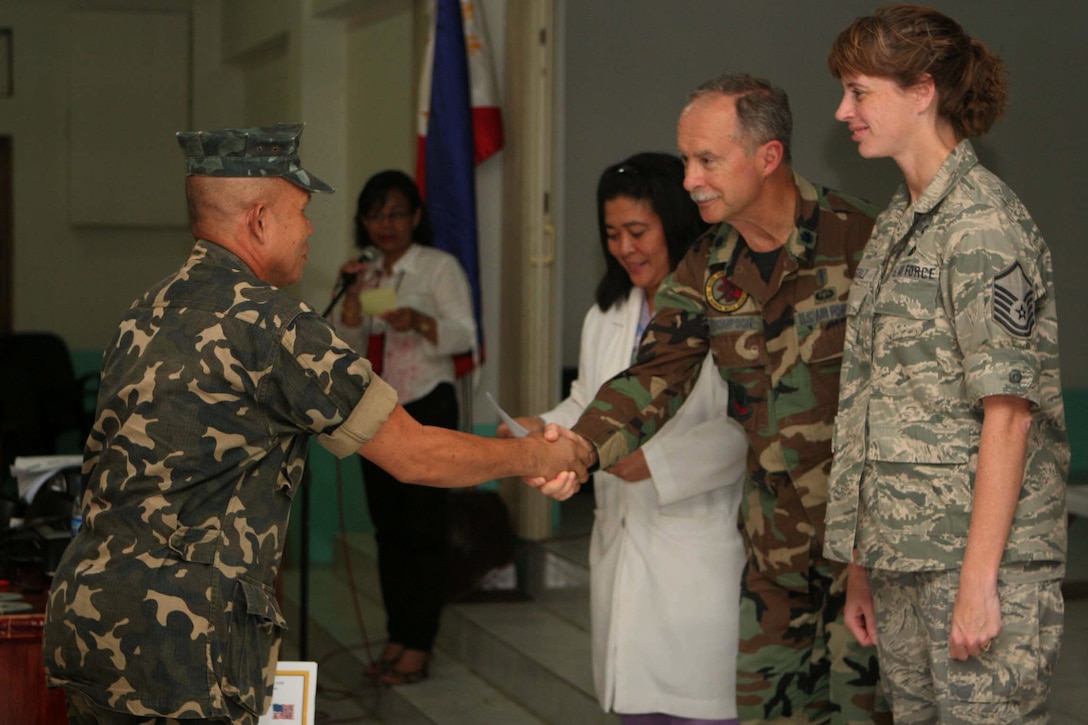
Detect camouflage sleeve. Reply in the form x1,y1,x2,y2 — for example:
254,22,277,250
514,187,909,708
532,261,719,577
944,212,1047,407
571,241,711,469
265,311,398,457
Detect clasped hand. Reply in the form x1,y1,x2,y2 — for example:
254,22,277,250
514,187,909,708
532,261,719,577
497,417,597,501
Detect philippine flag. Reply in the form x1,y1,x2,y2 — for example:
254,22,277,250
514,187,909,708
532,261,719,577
416,0,504,375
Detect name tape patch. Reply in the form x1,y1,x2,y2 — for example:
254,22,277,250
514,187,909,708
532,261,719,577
709,316,762,333
893,263,939,281
796,303,848,328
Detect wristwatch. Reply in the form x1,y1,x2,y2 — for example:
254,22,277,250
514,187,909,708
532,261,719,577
416,314,432,335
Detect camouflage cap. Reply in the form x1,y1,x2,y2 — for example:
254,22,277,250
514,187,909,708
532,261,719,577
176,122,334,194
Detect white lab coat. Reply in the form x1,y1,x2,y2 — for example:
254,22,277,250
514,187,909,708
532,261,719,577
541,288,748,719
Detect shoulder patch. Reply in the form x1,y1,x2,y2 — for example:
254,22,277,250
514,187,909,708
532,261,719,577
993,261,1035,338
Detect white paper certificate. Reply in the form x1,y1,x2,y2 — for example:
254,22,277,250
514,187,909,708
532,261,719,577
359,287,397,316
485,392,529,437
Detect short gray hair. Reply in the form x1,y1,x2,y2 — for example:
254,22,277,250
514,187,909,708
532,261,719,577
687,73,793,165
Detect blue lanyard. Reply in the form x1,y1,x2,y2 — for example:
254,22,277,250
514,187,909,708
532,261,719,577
632,296,651,365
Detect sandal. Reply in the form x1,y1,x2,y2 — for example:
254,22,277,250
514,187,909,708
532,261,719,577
366,643,405,678
380,652,430,685
364,657,398,679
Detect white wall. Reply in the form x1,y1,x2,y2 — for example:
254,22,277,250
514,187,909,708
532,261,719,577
559,0,1088,388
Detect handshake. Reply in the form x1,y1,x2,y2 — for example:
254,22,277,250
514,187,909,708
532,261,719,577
356,405,598,498
498,418,596,501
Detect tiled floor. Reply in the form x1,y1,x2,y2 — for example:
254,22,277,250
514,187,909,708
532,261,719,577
288,491,1088,723
279,638,383,724
538,495,1088,724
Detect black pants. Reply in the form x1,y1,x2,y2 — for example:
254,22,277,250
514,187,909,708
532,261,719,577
361,382,457,652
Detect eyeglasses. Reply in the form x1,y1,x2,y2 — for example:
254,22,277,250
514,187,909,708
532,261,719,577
362,209,412,224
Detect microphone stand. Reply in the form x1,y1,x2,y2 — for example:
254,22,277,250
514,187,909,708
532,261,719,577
322,249,375,318
301,272,354,659
302,251,374,658
299,464,311,660
321,278,352,319
300,284,346,660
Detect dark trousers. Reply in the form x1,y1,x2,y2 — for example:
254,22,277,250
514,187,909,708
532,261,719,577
361,382,457,653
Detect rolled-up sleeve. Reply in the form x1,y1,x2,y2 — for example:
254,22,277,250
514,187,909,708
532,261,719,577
318,374,399,457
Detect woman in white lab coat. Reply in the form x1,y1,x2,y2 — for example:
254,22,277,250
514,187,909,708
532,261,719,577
504,153,748,724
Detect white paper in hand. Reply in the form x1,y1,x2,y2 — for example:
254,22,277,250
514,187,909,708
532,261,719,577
485,392,529,437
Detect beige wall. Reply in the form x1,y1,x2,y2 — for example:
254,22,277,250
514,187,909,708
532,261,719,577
1,0,507,417
7,0,1083,393
0,0,380,351
558,0,1088,388
345,6,416,197
1,0,199,351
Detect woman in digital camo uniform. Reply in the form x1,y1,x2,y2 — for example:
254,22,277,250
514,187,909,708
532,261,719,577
824,5,1067,724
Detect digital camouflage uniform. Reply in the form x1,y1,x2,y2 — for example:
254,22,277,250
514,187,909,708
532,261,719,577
573,173,890,724
44,241,396,723
825,140,1068,724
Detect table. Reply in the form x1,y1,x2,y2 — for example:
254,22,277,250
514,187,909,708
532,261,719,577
0,574,68,724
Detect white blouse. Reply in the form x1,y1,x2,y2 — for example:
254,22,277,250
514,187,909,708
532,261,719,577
335,243,476,404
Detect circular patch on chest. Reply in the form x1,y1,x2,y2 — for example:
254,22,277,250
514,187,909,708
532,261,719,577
705,269,748,313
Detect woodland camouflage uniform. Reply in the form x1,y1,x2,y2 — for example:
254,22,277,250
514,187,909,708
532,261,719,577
573,173,890,724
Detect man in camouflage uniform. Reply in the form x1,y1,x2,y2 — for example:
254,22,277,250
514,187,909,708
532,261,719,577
824,139,1067,724
563,75,891,724
43,124,591,724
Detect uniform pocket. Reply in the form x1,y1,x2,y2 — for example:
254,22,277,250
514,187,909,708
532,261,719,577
867,423,973,539
168,526,220,564
220,577,287,716
868,423,970,465
708,319,768,369
945,579,1047,713
799,320,846,365
795,305,848,364
708,322,769,433
873,273,938,320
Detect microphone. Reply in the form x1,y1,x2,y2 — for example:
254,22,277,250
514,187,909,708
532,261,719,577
323,247,376,319
339,247,377,288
